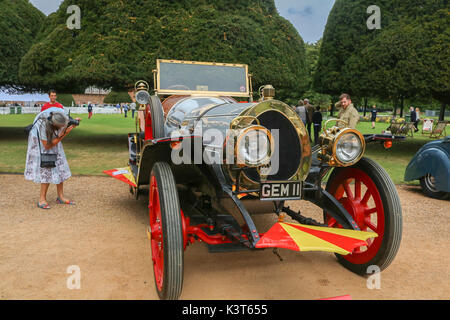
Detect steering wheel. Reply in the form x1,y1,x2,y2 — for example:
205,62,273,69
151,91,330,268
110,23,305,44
167,85,190,90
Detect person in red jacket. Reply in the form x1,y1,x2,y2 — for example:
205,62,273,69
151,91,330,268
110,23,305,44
41,89,64,112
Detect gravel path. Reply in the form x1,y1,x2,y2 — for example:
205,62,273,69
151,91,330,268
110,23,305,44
0,174,448,299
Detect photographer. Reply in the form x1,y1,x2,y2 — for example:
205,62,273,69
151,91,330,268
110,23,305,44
24,111,81,209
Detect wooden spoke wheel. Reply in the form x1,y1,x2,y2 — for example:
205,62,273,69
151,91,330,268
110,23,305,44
149,162,183,300
324,157,402,275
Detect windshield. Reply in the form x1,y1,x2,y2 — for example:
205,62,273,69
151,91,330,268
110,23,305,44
157,60,249,97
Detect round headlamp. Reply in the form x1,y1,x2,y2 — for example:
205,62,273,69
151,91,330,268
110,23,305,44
135,90,150,105
333,130,365,166
235,126,273,167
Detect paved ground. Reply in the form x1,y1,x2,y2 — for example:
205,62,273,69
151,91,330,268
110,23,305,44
0,174,448,300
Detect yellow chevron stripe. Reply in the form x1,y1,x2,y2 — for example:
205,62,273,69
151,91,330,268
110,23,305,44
280,223,351,255
123,172,136,186
284,223,377,241
115,167,136,186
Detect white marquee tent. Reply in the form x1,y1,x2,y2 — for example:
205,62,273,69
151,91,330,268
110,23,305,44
0,91,49,104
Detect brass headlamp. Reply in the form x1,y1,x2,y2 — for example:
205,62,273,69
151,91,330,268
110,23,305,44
225,118,274,169
134,80,150,110
234,125,274,168
318,119,365,167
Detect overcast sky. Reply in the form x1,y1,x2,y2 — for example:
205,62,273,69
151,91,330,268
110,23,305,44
29,0,335,43
29,0,63,15
275,0,335,43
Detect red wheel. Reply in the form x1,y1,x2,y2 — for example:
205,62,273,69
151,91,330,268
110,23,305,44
149,162,183,299
324,157,402,275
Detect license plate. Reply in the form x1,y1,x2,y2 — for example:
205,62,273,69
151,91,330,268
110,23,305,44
259,181,302,200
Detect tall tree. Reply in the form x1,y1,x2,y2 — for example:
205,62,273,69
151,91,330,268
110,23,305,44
313,0,448,118
19,0,308,100
303,39,332,109
0,0,45,88
305,39,322,90
313,0,391,96
353,8,449,118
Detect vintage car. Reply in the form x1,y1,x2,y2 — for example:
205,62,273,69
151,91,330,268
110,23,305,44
105,59,402,300
404,136,450,200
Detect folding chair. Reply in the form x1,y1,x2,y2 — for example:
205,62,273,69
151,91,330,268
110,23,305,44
429,121,448,139
399,122,416,138
386,121,404,135
422,119,434,135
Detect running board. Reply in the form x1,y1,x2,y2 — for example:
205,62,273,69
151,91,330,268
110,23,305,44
103,166,137,187
255,223,377,255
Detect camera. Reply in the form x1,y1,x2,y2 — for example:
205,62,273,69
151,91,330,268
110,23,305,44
68,117,80,126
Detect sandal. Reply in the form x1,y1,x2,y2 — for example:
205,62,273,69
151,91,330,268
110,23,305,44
56,197,76,205
37,202,51,209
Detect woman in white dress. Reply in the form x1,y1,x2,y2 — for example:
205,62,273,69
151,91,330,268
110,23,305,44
24,110,80,209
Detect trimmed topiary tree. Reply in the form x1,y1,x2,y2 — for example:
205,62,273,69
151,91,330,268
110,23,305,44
0,0,45,88
57,93,76,107
19,0,308,102
314,0,448,118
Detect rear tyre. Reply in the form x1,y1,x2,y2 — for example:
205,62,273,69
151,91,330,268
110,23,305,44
420,174,450,200
149,96,165,139
324,157,402,275
149,162,183,300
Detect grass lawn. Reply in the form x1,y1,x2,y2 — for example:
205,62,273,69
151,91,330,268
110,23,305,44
0,112,447,184
0,113,136,176
356,121,432,184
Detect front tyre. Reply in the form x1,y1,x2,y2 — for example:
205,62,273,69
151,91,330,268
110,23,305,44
149,162,183,300
324,157,402,275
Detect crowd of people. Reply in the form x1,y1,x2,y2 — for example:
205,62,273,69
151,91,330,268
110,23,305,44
295,98,320,144
294,93,360,145
70,102,137,119
293,94,425,142
34,101,138,119
114,102,137,118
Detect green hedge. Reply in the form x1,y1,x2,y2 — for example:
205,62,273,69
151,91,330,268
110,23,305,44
103,91,132,104
57,93,75,107
0,0,45,87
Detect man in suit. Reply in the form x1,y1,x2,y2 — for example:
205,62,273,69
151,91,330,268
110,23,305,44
304,99,314,141
312,106,323,145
